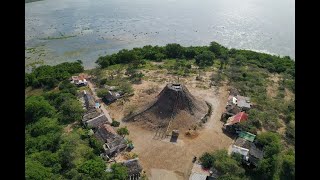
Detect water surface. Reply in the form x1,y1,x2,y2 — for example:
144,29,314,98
25,0,295,69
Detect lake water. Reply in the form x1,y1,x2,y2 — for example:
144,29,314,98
25,0,295,69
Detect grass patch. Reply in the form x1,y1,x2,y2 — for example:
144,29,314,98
25,87,44,97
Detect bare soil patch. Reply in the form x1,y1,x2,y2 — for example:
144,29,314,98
266,74,281,98
105,70,233,179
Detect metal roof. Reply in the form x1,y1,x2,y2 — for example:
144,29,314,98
189,173,207,180
238,131,256,142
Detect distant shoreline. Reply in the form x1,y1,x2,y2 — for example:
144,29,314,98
25,0,43,3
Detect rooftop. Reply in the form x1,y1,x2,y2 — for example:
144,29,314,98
225,112,248,126
234,137,251,149
249,143,264,159
122,158,143,176
236,95,251,108
238,131,256,142
231,145,249,157
94,124,117,143
168,83,183,91
189,173,207,180
86,114,109,128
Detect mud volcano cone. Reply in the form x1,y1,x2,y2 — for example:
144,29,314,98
124,83,208,131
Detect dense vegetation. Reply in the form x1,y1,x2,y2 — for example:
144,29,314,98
199,150,246,179
25,61,84,89
25,63,129,179
95,41,295,179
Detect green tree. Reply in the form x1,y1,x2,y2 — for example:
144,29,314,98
29,151,61,173
285,121,295,145
57,141,76,170
155,52,166,61
59,99,84,124
116,49,139,64
256,132,282,157
52,92,76,109
25,159,53,180
199,150,245,177
184,47,197,59
78,159,106,178
111,120,121,127
256,155,281,180
209,41,227,58
97,89,110,98
59,80,78,95
218,174,243,180
89,137,104,155
28,117,61,137
165,43,184,58
195,51,215,67
104,163,128,180
117,127,129,137
280,152,295,180
199,152,214,168
25,96,56,124
119,82,134,94
26,132,62,153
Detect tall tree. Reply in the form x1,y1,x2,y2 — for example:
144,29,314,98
25,159,53,180
104,163,128,180
195,51,215,67
59,99,84,124
25,96,56,124
117,127,130,137
78,159,106,178
165,43,184,59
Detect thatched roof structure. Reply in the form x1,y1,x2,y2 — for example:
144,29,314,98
122,158,143,177
86,114,109,128
103,136,127,156
123,83,208,131
94,124,117,143
83,90,96,110
82,111,102,122
225,104,241,116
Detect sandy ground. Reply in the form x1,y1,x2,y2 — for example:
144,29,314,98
63,121,79,134
266,74,281,98
105,70,233,179
284,88,294,101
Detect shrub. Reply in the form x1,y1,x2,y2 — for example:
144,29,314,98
111,120,120,127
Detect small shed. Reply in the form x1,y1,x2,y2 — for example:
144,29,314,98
236,95,251,110
104,91,117,103
234,137,251,149
83,91,96,110
122,158,143,180
225,112,248,126
189,173,207,180
231,145,249,158
248,143,264,166
170,130,179,142
238,131,256,142
103,136,127,156
95,102,101,109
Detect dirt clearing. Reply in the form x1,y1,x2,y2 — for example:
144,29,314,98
105,70,234,179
